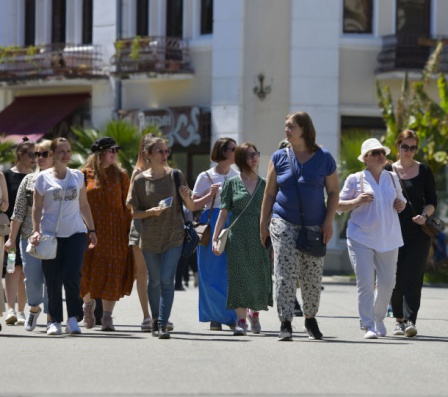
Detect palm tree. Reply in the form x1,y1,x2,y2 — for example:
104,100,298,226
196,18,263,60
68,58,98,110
0,137,18,167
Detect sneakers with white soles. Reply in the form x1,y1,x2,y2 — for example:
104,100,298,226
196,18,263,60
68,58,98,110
248,312,261,334
233,319,247,336
25,308,42,331
364,327,378,339
405,321,417,337
392,322,405,336
5,309,17,325
278,320,293,341
65,317,81,335
47,322,62,335
16,311,26,325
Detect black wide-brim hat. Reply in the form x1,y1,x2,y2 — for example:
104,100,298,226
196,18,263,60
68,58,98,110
91,137,121,153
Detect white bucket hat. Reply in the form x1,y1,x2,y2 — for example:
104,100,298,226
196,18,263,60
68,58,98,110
357,138,391,162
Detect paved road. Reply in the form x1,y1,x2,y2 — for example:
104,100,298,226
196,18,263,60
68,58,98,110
1,279,447,397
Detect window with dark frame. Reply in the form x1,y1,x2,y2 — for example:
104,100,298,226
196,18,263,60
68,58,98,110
24,0,36,46
166,0,183,37
52,0,66,44
136,0,149,37
82,0,93,45
200,0,213,35
343,0,373,34
396,0,430,35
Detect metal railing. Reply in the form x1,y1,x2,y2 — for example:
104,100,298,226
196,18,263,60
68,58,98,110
111,36,193,76
0,43,107,82
376,34,448,74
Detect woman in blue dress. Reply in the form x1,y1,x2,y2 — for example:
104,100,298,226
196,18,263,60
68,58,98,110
192,138,238,330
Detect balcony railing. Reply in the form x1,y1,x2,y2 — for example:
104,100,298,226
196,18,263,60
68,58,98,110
0,44,107,82
111,36,193,76
376,34,448,74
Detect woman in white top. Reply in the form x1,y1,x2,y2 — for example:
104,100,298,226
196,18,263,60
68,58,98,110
29,138,97,336
192,138,239,331
338,138,406,339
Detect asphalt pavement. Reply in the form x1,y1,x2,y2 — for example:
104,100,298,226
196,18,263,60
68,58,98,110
1,277,447,397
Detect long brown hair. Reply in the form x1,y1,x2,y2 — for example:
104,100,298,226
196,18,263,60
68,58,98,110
286,111,320,152
234,142,258,175
84,151,125,186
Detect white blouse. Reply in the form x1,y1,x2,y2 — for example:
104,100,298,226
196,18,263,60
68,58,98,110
339,170,406,252
193,166,239,209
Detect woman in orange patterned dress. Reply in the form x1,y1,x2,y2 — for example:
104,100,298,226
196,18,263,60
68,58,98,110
80,137,134,331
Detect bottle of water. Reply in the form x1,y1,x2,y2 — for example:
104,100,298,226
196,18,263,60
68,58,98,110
6,248,16,273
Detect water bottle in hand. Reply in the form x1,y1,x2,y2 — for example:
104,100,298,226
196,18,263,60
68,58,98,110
7,248,16,273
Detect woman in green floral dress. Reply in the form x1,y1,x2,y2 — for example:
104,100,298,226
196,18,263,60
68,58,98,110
212,143,273,336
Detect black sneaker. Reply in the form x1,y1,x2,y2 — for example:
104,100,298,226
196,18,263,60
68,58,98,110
210,321,222,331
294,298,304,317
278,320,293,341
158,325,170,339
304,318,323,340
151,321,159,337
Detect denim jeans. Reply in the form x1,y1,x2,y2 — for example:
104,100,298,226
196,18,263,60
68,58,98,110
20,238,49,313
42,233,87,323
142,244,182,327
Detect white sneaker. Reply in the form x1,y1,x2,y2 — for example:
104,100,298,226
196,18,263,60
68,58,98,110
65,317,81,335
364,327,378,339
5,309,17,325
25,308,42,331
375,321,387,337
16,311,26,325
47,322,62,335
392,322,405,336
405,321,417,337
141,317,152,332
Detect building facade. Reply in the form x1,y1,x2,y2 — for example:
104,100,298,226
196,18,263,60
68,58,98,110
0,0,446,272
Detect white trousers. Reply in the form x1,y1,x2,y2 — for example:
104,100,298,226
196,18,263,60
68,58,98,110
347,239,398,329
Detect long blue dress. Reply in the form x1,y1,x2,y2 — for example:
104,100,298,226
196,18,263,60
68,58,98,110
197,208,237,324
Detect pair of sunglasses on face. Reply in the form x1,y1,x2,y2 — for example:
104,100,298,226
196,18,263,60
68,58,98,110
400,144,418,152
26,151,49,159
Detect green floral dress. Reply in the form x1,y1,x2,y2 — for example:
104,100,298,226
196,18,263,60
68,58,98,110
221,176,273,311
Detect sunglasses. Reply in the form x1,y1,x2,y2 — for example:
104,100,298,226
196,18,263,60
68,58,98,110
154,148,172,156
105,148,120,154
35,151,49,158
226,147,236,152
247,151,261,159
400,144,418,152
369,149,386,157
24,151,36,159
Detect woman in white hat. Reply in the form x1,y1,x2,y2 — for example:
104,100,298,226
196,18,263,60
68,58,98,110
337,138,407,339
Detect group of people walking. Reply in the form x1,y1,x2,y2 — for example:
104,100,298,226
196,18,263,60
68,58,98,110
0,112,439,341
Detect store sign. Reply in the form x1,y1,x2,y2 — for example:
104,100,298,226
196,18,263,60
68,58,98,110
119,106,203,147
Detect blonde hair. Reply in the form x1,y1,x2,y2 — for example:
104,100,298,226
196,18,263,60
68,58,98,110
35,139,53,171
135,133,155,172
85,151,125,186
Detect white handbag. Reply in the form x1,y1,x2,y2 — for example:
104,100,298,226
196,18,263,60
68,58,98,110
215,228,230,255
26,234,57,260
26,178,67,260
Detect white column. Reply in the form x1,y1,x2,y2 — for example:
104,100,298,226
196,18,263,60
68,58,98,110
289,0,341,156
66,0,83,44
211,0,245,145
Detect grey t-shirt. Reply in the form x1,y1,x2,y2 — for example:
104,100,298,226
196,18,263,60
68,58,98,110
128,169,187,253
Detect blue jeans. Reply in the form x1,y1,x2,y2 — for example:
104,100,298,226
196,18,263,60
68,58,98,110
142,244,182,327
42,233,87,323
20,238,49,313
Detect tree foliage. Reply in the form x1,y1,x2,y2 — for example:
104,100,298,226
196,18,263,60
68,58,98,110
376,41,448,175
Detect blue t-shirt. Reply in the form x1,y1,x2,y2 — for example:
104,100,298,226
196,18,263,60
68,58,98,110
272,147,336,226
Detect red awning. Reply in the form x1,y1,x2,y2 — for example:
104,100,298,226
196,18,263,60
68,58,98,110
0,93,90,143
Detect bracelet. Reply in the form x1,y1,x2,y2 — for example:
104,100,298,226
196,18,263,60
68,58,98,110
88,230,97,233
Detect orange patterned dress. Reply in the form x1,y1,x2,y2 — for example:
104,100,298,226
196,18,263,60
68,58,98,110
80,166,134,301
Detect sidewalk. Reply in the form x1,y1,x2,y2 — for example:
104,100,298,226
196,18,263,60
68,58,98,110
1,281,447,397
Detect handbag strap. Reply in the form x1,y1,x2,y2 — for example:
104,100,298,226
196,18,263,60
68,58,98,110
226,177,262,232
173,169,187,223
204,171,216,222
286,147,306,227
392,165,418,217
55,172,69,235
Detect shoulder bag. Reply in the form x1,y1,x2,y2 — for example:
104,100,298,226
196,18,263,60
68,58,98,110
174,170,200,258
392,165,444,238
193,172,216,246
286,148,326,257
215,177,261,255
26,176,68,260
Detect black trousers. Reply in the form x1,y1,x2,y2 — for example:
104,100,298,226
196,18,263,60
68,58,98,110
391,228,431,324
42,233,87,323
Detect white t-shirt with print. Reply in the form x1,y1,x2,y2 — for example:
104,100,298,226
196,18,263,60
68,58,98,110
34,168,87,237
193,166,239,209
